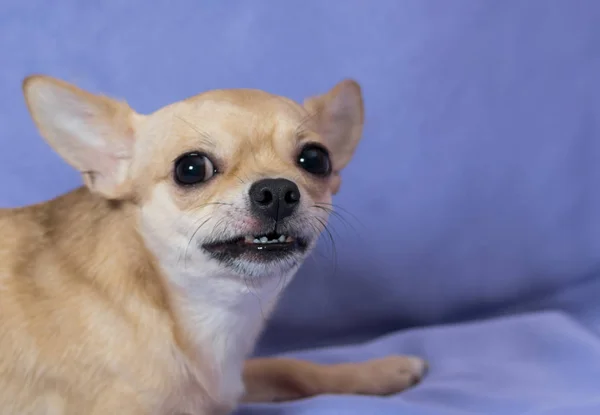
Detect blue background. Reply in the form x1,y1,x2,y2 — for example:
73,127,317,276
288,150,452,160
2,1,600,414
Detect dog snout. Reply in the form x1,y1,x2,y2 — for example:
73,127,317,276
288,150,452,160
249,178,300,222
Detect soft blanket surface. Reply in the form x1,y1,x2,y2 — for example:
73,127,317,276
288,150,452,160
2,1,600,414
240,310,600,415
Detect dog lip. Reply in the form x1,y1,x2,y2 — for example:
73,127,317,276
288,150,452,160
201,231,308,260
202,234,307,251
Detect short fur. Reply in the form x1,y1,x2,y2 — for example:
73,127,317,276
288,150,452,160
0,76,426,415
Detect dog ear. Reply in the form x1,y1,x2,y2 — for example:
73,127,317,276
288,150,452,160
23,75,139,200
303,80,364,194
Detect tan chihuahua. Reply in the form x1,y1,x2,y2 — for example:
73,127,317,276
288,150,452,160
0,75,426,414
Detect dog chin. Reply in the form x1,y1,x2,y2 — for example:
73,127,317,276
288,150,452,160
218,256,305,280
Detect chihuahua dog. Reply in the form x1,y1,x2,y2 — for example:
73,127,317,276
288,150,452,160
0,76,426,414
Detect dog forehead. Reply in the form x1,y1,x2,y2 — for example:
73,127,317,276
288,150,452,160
140,89,308,158
187,88,299,109
187,89,306,140
179,88,305,127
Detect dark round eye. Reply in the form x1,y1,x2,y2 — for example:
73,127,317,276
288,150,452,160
297,144,332,176
174,153,216,185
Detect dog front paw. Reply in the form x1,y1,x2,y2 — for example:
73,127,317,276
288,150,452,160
334,355,427,396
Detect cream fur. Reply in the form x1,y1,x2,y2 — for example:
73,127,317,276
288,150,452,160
0,75,424,415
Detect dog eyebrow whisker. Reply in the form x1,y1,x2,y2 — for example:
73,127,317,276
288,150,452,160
174,114,215,148
294,111,318,138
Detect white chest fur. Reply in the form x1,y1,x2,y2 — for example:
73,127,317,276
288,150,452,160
182,277,282,400
164,266,290,413
138,186,295,410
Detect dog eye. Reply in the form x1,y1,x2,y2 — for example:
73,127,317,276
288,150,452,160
174,153,216,185
297,144,331,176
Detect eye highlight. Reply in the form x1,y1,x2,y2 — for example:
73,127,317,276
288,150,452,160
297,143,332,177
174,152,216,185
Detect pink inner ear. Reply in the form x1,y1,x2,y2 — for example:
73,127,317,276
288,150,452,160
24,76,136,199
326,89,362,129
330,92,353,116
314,82,363,174
331,80,362,109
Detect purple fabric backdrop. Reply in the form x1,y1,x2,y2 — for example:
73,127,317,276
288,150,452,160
2,1,600,413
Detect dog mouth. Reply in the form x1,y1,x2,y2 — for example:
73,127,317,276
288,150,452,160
202,231,309,262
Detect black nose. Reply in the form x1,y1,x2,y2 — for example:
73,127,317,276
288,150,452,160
249,178,301,222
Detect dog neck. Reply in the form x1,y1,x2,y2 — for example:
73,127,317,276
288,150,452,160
137,195,291,402
41,187,287,403
163,269,284,403
34,187,172,316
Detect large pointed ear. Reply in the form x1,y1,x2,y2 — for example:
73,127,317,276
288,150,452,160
303,80,364,192
23,75,138,200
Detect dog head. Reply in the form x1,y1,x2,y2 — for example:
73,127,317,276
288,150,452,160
23,76,363,283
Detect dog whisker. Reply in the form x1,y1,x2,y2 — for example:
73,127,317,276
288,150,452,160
311,216,339,279
315,202,364,227
312,204,362,239
295,111,318,137
174,114,213,143
233,174,246,185
183,216,212,270
176,201,235,269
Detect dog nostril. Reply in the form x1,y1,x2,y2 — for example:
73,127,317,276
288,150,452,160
255,189,273,206
249,178,300,221
284,190,300,205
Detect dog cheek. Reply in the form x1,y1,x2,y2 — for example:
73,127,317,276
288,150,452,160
140,185,189,246
330,175,341,195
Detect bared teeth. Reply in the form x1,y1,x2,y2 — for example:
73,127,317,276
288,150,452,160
245,235,294,244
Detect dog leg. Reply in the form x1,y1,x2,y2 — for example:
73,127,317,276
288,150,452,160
242,356,427,403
